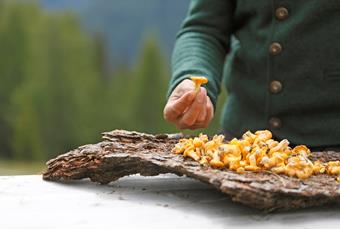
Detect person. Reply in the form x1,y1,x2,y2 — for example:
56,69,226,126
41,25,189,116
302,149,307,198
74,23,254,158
163,0,340,148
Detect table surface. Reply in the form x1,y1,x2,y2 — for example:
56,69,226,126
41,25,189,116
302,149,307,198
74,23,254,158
1,174,340,229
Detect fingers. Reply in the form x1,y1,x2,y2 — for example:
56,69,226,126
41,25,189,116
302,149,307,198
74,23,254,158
163,79,214,130
180,97,214,130
196,87,207,123
177,88,207,128
204,97,214,125
171,79,195,99
163,91,196,122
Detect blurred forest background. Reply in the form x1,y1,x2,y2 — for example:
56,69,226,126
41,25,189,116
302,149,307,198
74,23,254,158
0,0,226,174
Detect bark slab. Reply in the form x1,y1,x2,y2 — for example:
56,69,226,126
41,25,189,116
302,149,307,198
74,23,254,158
43,130,340,212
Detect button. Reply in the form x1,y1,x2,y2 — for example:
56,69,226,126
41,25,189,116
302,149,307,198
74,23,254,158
269,117,282,129
275,7,289,20
269,42,282,56
269,80,283,94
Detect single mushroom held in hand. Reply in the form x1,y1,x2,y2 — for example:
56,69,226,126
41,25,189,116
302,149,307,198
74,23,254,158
190,76,208,93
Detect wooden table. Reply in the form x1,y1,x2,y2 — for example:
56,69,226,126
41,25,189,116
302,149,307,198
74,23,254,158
1,175,340,229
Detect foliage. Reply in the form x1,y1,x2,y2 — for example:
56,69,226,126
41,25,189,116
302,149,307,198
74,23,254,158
0,1,226,161
0,158,45,175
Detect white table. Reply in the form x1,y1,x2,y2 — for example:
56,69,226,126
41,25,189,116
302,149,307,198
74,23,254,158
0,175,339,229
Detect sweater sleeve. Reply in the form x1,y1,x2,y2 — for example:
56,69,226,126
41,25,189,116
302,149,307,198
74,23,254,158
167,0,235,108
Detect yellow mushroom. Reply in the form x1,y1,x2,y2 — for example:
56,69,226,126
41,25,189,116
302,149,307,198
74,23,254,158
183,147,200,161
204,140,217,153
266,139,279,149
254,130,272,142
190,76,208,93
327,161,340,175
244,165,260,171
230,159,242,171
271,166,286,174
193,137,204,148
268,139,289,155
172,129,340,182
210,150,224,168
237,167,245,174
218,144,241,156
313,160,326,174
242,131,257,144
172,139,190,154
199,155,211,165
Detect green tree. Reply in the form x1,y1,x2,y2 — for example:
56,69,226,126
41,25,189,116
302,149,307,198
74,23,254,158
0,1,104,160
130,34,173,133
0,1,227,162
0,2,32,157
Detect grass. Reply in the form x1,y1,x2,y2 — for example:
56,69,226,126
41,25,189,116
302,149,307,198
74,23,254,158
0,159,45,176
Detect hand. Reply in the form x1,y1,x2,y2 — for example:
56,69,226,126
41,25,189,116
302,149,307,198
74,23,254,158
163,79,214,130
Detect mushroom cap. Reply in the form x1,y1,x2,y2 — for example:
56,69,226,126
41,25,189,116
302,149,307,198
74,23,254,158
190,76,208,85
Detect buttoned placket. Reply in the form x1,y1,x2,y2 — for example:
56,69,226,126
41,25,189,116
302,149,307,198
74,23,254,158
268,5,290,130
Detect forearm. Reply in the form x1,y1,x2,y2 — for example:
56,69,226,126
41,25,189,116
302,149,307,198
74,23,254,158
170,31,229,107
168,0,234,107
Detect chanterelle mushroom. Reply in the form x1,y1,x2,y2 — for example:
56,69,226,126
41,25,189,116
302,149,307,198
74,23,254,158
172,129,340,181
190,76,208,93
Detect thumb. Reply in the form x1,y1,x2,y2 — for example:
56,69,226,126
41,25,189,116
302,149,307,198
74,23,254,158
164,91,196,121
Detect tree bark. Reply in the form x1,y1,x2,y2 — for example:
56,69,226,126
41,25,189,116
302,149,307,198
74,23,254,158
43,130,340,212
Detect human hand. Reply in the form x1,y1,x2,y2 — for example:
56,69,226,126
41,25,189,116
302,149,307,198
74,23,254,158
163,79,214,130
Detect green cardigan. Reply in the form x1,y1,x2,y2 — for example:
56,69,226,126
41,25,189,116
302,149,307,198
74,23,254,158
168,0,340,147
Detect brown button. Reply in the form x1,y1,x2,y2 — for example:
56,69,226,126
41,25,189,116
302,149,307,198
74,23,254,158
269,80,283,94
269,117,282,129
275,7,289,20
269,42,282,56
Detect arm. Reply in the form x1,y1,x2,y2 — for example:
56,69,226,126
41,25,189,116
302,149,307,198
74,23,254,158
169,0,234,106
164,0,234,129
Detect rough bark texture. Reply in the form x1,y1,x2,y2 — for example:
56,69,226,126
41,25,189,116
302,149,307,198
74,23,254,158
43,130,340,212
